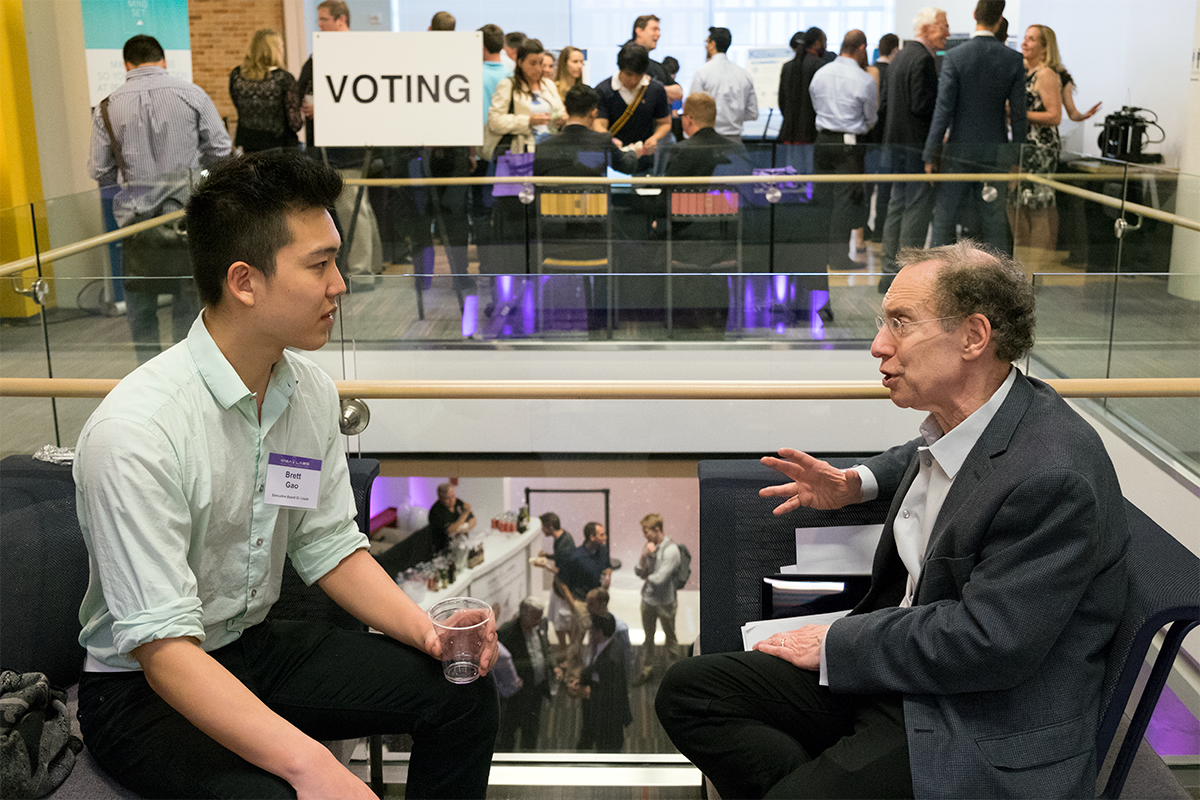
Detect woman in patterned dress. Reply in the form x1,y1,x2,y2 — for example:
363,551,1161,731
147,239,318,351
1009,24,1064,262
229,30,303,152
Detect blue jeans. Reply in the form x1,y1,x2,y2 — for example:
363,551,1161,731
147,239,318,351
124,280,199,365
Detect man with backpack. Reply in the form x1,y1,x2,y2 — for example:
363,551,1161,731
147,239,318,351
633,513,684,684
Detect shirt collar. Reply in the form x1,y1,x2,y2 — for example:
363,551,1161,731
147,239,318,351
919,367,1018,479
915,36,936,55
611,73,651,91
187,313,297,411
971,29,998,38
125,65,168,80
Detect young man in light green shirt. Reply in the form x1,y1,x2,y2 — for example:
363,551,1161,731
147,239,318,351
75,151,498,799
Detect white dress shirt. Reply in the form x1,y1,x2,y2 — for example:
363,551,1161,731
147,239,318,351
820,367,1017,682
689,53,759,137
808,55,879,135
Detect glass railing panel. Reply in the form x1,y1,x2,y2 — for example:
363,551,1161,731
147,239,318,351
1,202,60,459
338,272,885,347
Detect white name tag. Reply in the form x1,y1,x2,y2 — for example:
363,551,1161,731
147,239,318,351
264,453,322,509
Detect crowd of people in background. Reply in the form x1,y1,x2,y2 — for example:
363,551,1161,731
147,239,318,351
90,0,1099,351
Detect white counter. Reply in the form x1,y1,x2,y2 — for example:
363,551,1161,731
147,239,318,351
408,517,543,626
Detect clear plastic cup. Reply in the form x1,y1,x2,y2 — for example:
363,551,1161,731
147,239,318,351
428,597,493,684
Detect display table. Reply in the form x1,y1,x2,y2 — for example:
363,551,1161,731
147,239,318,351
411,517,543,627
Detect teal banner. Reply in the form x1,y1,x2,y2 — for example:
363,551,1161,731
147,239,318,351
81,0,191,51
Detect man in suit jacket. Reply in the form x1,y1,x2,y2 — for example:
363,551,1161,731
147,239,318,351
665,92,746,179
878,8,948,293
656,240,1129,798
923,1,1027,254
535,85,641,177
497,598,556,751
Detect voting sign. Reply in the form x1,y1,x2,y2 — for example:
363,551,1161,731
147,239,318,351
313,32,483,147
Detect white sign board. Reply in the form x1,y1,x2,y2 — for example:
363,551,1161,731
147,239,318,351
313,32,482,147
746,47,793,111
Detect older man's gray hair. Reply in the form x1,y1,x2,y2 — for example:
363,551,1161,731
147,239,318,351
895,240,1036,363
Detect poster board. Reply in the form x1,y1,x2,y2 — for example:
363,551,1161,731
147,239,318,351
746,47,793,111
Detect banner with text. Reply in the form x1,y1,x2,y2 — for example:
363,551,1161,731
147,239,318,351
313,31,483,147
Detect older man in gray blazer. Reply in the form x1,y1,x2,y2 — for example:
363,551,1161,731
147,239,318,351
923,1,1027,254
656,240,1129,798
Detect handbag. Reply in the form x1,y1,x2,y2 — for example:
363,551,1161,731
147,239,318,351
0,671,83,798
100,97,192,282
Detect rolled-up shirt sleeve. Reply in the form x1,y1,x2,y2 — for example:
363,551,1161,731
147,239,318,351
286,381,368,585
77,417,206,656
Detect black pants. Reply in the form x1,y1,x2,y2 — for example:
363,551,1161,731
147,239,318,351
78,620,498,799
656,651,912,799
496,683,545,751
815,131,867,268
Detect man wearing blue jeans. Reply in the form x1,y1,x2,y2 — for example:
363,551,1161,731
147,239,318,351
88,34,229,364
74,152,498,799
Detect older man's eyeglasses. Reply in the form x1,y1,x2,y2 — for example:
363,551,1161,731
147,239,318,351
875,315,962,338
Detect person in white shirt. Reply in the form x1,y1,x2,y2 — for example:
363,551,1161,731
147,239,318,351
808,29,879,278
688,26,758,140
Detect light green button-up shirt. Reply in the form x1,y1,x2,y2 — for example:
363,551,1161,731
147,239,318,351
76,315,367,671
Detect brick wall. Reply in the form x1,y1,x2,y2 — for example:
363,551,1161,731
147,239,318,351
188,0,286,129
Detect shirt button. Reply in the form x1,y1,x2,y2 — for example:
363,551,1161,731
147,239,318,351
924,458,932,468
902,509,910,519
251,588,257,598
257,484,264,492
256,538,264,547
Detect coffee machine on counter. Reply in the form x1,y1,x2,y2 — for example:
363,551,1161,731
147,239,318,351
1098,106,1164,163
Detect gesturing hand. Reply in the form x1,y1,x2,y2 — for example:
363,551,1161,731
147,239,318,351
752,624,829,671
759,448,863,513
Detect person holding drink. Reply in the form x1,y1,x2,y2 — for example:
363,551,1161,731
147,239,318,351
72,152,499,800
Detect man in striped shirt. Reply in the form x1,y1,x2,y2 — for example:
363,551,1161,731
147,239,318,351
89,34,230,363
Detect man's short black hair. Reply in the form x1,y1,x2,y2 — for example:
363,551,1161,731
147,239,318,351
803,27,827,53
564,84,600,117
539,512,561,532
879,33,899,57
708,27,732,53
123,35,164,66
617,43,650,75
975,0,1005,28
583,521,603,542
590,612,616,639
661,55,680,75
505,31,526,49
479,24,504,54
186,152,343,308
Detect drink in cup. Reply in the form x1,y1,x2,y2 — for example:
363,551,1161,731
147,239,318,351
428,597,493,684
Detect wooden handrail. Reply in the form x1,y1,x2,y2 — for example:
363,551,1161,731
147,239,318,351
2,377,1197,400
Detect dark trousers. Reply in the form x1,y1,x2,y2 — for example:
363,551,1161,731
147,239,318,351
815,131,867,268
930,149,1011,254
123,279,199,365
656,651,912,799
78,620,498,799
880,146,938,286
497,683,545,751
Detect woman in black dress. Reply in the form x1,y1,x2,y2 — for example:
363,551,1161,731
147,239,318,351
229,29,303,152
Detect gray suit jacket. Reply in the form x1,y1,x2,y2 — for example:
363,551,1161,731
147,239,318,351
826,371,1129,798
922,34,1027,166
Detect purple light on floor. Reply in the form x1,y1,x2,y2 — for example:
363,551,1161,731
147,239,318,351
774,321,786,335
497,275,514,303
773,274,788,304
461,294,478,337
743,279,756,330
522,280,536,332
1146,684,1200,756
811,289,829,340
